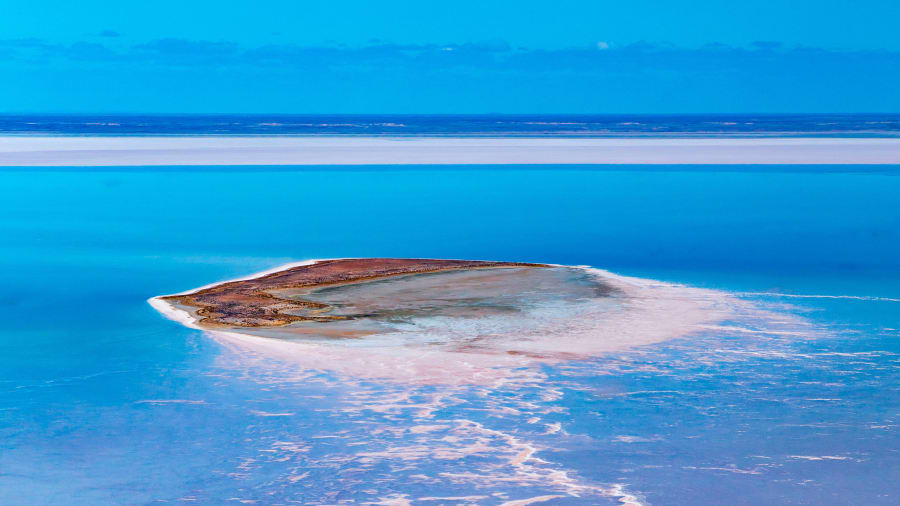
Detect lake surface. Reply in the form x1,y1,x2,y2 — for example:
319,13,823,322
1,165,899,504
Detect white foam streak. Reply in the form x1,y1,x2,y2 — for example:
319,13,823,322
738,291,900,303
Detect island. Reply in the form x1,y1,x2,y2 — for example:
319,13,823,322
160,258,548,329
149,257,735,379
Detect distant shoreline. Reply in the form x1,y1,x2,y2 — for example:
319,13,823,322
4,136,900,165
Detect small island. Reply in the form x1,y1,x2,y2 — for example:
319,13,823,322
149,258,729,375
161,258,548,329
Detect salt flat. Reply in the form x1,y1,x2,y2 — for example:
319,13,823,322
2,136,900,165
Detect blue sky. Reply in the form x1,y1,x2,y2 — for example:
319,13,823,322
3,0,899,113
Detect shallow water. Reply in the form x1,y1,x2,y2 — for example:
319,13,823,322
1,165,899,504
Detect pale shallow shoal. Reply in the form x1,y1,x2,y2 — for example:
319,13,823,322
3,136,900,165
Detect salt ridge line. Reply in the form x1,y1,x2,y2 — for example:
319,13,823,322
738,291,900,302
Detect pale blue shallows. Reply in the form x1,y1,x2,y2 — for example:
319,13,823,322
1,165,899,504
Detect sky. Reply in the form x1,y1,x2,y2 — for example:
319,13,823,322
2,0,899,113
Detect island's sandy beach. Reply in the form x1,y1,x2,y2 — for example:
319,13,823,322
3,136,900,165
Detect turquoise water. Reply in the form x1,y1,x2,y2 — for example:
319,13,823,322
1,166,899,504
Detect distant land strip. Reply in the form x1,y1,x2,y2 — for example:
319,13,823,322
3,137,900,165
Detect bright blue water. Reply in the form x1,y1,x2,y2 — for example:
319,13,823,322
1,166,899,504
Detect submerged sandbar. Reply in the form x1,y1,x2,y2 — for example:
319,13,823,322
161,258,546,329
